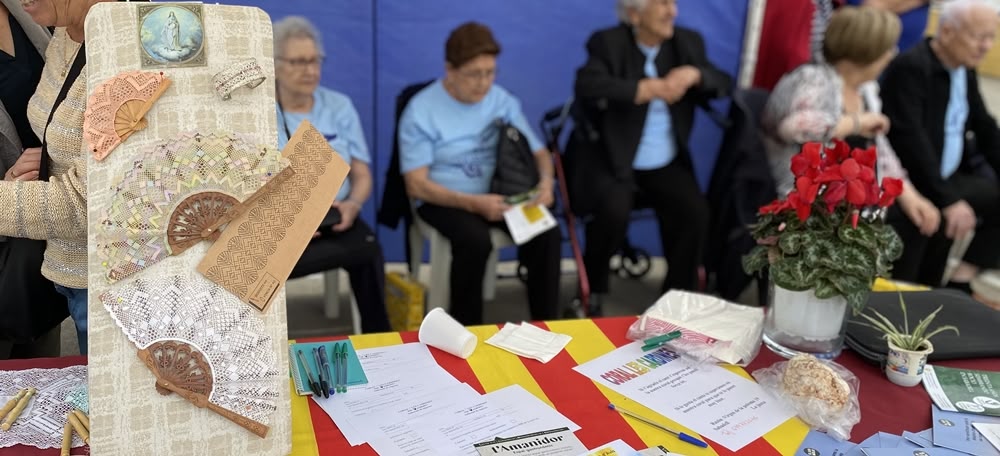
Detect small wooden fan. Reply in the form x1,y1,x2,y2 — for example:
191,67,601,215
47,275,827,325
84,70,172,161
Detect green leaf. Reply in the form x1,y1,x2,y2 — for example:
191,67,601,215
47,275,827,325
742,245,770,275
813,279,841,299
770,258,815,291
778,232,810,255
827,244,877,278
838,223,878,250
802,237,838,268
843,289,868,314
875,225,904,261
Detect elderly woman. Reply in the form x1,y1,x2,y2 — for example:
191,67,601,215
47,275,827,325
0,0,66,359
762,6,940,239
274,16,391,333
571,0,731,313
0,0,113,354
399,22,561,325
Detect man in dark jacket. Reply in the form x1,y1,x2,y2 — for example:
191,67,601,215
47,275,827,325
569,0,731,312
881,0,1000,292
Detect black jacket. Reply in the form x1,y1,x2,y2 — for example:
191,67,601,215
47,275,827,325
882,38,1000,208
567,23,731,215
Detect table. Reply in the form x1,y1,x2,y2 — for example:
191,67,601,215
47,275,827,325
1,317,997,456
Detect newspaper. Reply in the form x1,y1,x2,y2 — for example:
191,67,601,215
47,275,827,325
923,365,1000,416
475,427,586,456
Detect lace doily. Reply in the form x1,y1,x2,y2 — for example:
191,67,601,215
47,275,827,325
84,70,171,161
0,365,87,450
95,131,286,282
99,274,280,437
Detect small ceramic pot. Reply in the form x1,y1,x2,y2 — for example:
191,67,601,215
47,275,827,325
885,340,933,387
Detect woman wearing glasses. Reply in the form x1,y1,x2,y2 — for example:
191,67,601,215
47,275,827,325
399,22,561,325
273,16,390,333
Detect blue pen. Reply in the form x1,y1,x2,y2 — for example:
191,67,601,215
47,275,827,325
312,348,328,398
608,403,708,448
318,346,334,396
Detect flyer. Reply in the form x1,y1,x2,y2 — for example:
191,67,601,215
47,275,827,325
923,365,1000,417
474,427,586,456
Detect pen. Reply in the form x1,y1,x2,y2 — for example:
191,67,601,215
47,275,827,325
641,331,682,351
319,345,334,396
608,403,707,448
339,343,349,393
296,350,322,397
313,348,329,398
333,343,342,393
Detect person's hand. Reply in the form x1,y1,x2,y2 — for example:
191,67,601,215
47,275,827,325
530,178,555,208
942,199,977,240
4,147,42,182
658,65,701,104
331,199,361,232
470,194,511,222
856,112,890,138
898,191,941,236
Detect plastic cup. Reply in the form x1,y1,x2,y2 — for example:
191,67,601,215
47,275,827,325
418,308,477,359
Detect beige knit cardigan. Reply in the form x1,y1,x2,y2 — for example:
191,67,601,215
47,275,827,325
0,29,88,288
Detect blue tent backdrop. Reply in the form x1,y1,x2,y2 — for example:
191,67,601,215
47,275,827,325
226,0,748,263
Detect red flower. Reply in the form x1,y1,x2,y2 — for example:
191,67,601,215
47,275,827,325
796,176,820,204
788,192,812,222
851,146,877,169
879,177,904,207
791,143,823,178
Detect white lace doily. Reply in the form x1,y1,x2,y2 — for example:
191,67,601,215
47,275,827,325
0,365,87,449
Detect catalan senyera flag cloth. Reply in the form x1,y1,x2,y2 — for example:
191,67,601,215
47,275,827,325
288,317,810,456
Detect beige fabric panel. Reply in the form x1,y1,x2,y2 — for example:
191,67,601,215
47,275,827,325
84,3,290,455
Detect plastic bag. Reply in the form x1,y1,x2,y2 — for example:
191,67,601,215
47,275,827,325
626,290,764,366
751,356,861,441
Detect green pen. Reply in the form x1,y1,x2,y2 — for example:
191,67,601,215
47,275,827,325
641,330,682,351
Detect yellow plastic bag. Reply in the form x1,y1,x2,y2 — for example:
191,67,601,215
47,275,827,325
386,272,425,332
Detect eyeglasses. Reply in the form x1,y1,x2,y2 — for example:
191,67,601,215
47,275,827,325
458,68,497,81
278,56,325,70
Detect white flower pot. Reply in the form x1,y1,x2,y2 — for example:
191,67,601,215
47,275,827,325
885,340,933,387
763,283,851,360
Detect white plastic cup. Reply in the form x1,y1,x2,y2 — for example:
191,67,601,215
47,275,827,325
418,308,477,359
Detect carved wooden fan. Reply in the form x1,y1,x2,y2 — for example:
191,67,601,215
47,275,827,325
100,275,280,438
84,70,171,161
95,131,288,282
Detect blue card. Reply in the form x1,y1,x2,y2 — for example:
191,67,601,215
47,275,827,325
903,429,933,448
861,448,972,455
846,434,882,456
932,405,1000,456
795,430,857,456
879,432,905,448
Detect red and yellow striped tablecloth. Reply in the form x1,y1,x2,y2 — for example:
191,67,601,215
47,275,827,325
291,317,810,456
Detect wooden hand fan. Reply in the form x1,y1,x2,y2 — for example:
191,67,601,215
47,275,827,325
100,275,280,438
84,70,171,161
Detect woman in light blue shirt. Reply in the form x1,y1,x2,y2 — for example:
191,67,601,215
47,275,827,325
399,22,561,325
274,16,390,333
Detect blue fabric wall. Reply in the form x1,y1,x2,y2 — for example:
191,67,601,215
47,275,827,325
229,0,748,262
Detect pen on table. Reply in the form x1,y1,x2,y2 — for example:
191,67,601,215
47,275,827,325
319,345,334,396
296,349,322,397
332,343,342,393
313,348,329,398
641,330,682,351
339,343,349,393
608,403,707,448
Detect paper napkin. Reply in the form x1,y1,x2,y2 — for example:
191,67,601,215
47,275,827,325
486,322,571,363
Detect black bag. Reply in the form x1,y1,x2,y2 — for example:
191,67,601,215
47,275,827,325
0,238,68,343
490,120,539,196
845,289,1000,364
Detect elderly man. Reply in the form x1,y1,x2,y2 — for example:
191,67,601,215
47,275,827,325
569,0,731,314
881,0,1000,296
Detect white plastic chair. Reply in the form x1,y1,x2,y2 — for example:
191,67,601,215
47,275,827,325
408,214,515,313
321,270,362,335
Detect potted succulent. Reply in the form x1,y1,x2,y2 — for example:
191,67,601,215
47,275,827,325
854,292,959,387
742,140,905,359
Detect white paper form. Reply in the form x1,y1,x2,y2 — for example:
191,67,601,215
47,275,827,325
572,342,796,452
503,203,557,245
974,423,1000,452
367,385,580,456
355,342,440,376
345,383,482,444
313,363,463,446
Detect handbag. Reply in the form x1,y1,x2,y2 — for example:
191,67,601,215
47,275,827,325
0,43,86,343
490,120,539,197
